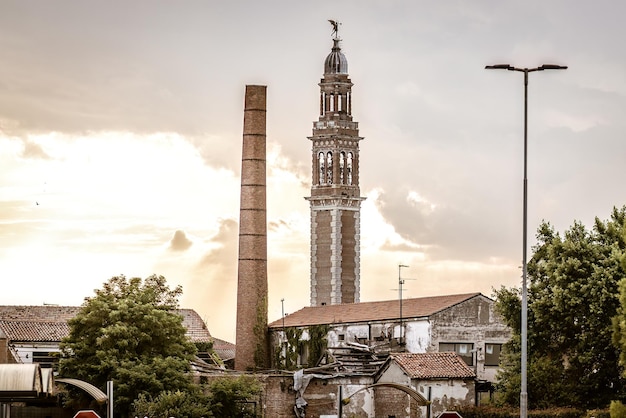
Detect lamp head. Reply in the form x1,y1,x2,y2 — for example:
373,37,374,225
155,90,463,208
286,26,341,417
539,64,568,70
485,64,512,70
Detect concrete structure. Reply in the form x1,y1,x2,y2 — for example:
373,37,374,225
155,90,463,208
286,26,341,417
268,293,511,388
235,85,269,370
307,26,364,306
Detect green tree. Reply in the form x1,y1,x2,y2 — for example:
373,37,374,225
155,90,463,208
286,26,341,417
58,275,198,417
207,375,262,418
495,206,626,409
132,390,212,417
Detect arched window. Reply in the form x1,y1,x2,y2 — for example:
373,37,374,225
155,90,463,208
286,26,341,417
326,152,333,184
339,151,346,184
347,152,353,185
318,152,325,184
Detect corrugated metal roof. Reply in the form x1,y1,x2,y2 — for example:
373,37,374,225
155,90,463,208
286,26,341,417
390,352,476,379
268,293,483,328
55,378,108,403
0,364,42,392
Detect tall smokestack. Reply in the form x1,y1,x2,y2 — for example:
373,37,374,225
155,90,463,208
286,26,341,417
235,85,269,371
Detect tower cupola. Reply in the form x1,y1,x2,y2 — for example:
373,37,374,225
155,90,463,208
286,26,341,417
324,39,348,74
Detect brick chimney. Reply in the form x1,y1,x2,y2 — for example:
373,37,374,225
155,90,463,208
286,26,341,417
234,85,269,371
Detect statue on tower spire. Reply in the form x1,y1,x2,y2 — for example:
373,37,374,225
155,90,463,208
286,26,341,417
328,19,341,39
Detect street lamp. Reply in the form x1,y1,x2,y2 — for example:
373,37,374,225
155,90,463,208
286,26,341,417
485,63,567,418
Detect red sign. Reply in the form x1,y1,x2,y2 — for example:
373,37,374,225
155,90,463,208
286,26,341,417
438,412,463,418
73,411,101,418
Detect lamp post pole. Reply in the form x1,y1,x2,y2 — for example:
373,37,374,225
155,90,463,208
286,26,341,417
485,63,566,418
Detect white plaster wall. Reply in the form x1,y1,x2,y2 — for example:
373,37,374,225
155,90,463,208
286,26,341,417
377,362,411,386
342,383,375,417
415,379,474,416
405,320,430,353
346,324,369,342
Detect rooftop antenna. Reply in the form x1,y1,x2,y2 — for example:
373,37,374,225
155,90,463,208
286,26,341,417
391,264,415,346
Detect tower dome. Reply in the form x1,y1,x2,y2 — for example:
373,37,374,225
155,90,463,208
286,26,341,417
324,38,348,74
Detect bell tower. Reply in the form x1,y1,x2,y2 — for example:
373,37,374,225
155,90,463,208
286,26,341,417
307,21,364,306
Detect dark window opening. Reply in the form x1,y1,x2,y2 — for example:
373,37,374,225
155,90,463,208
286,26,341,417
485,343,502,366
439,342,474,366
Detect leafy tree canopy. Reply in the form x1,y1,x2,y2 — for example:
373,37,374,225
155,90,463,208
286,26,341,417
495,206,626,409
206,375,262,418
58,275,197,417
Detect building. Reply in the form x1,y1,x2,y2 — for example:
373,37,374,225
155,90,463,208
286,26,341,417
0,305,231,368
268,293,511,390
306,22,365,306
375,353,477,417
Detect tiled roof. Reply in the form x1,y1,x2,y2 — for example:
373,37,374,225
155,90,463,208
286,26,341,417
0,320,70,342
176,309,212,343
212,337,236,361
268,293,483,328
0,306,212,343
390,352,476,379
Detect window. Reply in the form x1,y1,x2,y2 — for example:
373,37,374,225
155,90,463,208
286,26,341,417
439,342,474,366
485,343,502,366
33,351,57,369
326,152,333,184
318,152,325,184
346,152,353,185
339,152,345,184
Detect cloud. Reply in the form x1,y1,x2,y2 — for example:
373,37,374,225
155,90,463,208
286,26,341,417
20,138,50,159
169,230,193,252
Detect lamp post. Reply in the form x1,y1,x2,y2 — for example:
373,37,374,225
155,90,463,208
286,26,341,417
485,63,567,418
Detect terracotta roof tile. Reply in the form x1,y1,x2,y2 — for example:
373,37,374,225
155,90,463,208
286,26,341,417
390,352,476,379
268,293,482,328
0,320,70,342
0,306,211,343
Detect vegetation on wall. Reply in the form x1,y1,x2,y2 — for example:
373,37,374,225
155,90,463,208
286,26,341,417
307,324,330,367
275,324,330,370
252,294,269,370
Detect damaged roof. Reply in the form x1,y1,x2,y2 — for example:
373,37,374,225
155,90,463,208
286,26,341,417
389,352,476,379
269,293,484,328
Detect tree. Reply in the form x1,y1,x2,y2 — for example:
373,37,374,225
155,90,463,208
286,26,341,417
58,275,198,417
206,375,262,418
132,390,213,417
495,206,626,409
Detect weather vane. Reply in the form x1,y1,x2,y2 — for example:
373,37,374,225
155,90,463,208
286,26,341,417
328,19,341,39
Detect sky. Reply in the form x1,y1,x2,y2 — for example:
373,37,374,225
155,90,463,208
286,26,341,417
1,1,625,342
